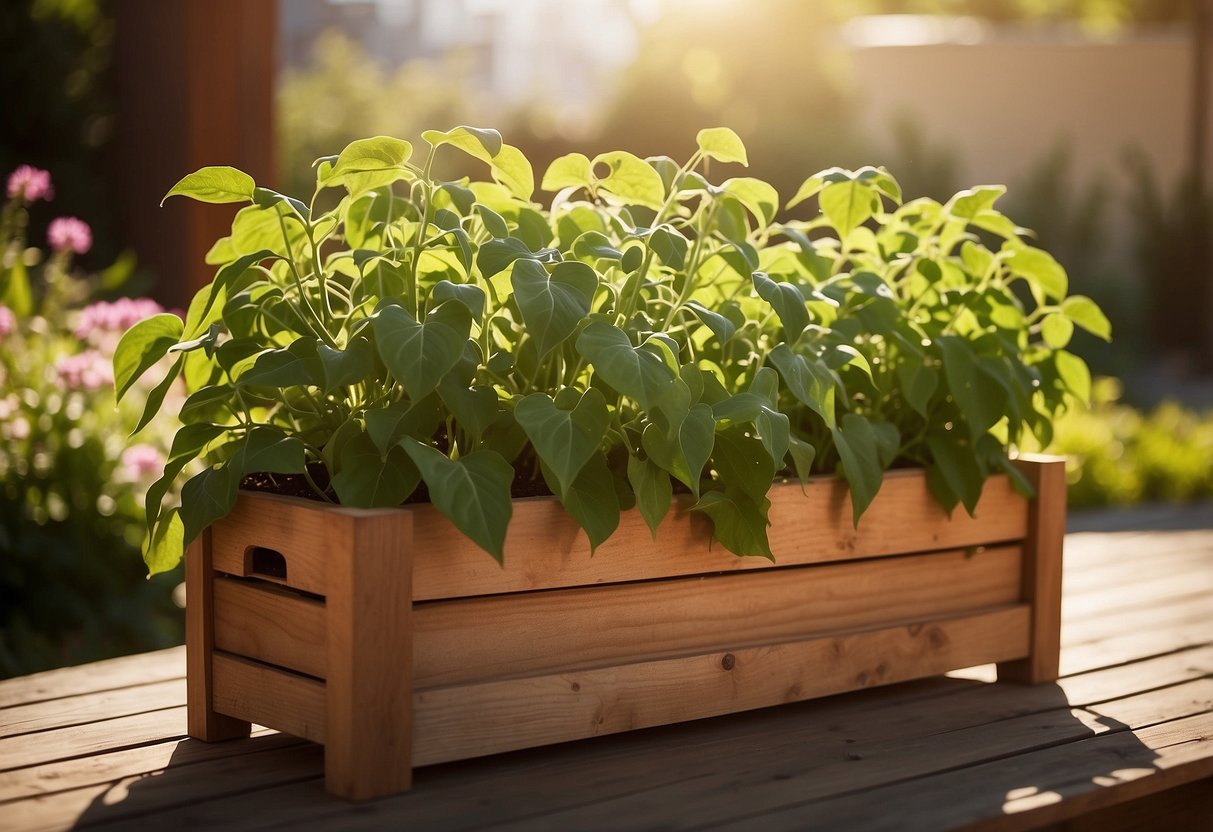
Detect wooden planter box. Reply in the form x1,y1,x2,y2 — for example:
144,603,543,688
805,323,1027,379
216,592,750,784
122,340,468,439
186,455,1066,801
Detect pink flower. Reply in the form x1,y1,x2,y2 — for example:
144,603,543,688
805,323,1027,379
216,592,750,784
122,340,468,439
55,349,114,391
6,165,53,203
73,297,165,340
120,444,165,480
47,217,92,256
0,305,14,339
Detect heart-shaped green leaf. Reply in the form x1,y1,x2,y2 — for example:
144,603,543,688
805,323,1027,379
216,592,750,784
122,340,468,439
515,388,609,498
402,443,514,562
374,301,471,401
511,259,598,357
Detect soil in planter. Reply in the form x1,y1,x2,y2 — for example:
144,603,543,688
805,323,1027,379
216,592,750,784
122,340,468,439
240,462,555,505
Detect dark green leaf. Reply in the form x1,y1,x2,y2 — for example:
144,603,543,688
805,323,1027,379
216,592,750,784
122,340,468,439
832,413,886,524
543,452,620,552
240,338,325,388
180,463,240,545
331,428,420,507
691,490,773,559
402,443,514,562
511,259,598,357
514,388,609,498
576,322,677,409
317,336,374,392
478,238,534,278
627,453,673,539
374,301,472,400
753,271,808,339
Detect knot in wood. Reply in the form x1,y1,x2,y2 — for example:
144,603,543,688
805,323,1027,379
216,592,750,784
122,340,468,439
721,653,736,671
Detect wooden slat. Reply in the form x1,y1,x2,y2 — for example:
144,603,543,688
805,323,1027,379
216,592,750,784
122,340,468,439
999,456,1066,684
213,577,326,679
0,678,183,739
210,653,325,744
0,708,186,772
412,605,1030,766
186,533,250,743
414,546,1024,688
210,494,405,597
737,712,1213,832
323,511,414,800
0,727,294,801
410,470,1030,601
0,646,184,710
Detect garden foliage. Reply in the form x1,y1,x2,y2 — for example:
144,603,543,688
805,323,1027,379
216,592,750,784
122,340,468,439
0,166,181,676
120,127,1109,574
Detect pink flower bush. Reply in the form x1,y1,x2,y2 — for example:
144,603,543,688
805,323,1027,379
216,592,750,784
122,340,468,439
55,349,114,391
0,305,14,339
6,165,53,203
74,298,165,340
119,444,166,481
47,217,92,255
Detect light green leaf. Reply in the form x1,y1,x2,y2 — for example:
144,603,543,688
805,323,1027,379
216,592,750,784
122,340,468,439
723,177,778,225
696,127,749,166
1007,245,1068,301
1041,313,1074,349
327,136,413,196
162,166,255,205
402,443,514,562
422,126,503,162
488,143,535,200
1061,295,1111,340
542,152,594,192
511,259,598,357
373,301,472,400
113,313,184,402
1,260,32,315
945,185,1006,220
592,151,665,211
820,180,878,238
1055,349,1092,404
514,388,609,498
144,508,185,577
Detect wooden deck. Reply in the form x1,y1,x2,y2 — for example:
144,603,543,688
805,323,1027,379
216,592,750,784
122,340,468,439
2,521,1211,831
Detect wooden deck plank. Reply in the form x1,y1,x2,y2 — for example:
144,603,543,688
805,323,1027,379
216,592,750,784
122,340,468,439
717,712,1213,832
0,647,184,710
0,679,184,740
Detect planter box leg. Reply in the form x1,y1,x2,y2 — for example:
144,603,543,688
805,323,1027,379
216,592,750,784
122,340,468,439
324,511,414,801
998,457,1066,684
186,531,252,741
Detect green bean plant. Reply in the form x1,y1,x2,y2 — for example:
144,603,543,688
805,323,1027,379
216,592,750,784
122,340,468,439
117,127,1110,575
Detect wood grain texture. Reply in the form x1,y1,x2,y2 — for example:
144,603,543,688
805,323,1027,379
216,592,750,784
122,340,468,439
186,532,250,742
213,576,327,679
210,652,325,744
410,470,1030,600
322,510,414,800
413,546,1024,688
1000,456,1067,684
0,646,183,709
412,605,1031,766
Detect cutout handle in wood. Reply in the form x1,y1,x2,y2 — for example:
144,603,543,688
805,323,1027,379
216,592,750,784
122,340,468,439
246,546,289,581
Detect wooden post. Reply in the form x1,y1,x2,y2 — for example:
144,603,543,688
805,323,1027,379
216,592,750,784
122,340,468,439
998,456,1067,684
186,530,252,741
324,511,414,800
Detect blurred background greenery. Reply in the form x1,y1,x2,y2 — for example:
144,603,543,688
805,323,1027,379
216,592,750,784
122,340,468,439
2,0,1212,675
